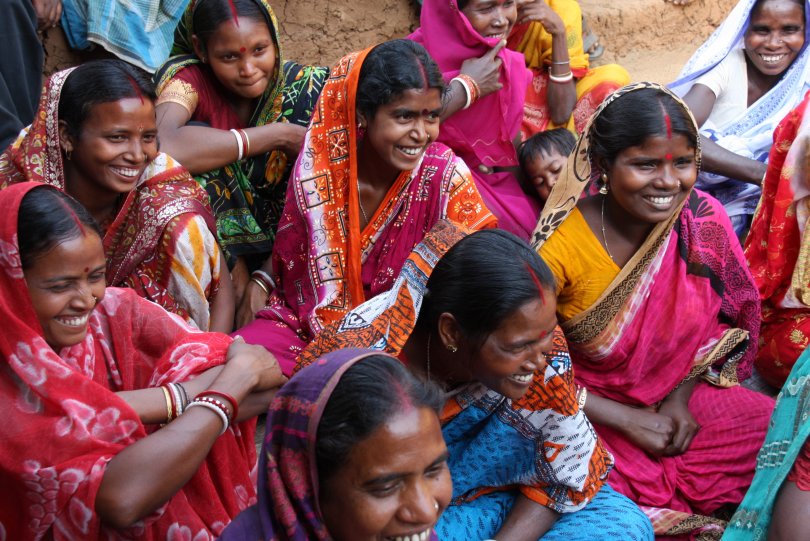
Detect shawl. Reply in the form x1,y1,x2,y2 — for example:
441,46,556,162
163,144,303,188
409,0,539,238
532,82,761,406
220,349,441,541
0,67,219,326
299,220,613,514
257,49,495,337
155,0,328,263
723,346,810,540
669,0,810,219
0,182,256,540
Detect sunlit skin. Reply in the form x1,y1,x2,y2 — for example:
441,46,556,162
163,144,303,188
319,407,452,541
460,0,518,40
523,149,567,202
24,232,107,351
744,0,805,79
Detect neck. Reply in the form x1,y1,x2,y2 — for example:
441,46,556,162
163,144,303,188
603,195,654,248
356,140,400,190
403,327,462,386
63,164,120,226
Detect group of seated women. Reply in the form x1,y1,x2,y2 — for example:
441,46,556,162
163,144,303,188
3,0,810,539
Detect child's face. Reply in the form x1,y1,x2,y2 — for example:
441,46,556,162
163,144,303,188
524,150,567,202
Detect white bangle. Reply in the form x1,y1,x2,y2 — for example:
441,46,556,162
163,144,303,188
168,382,184,415
186,400,229,435
549,71,574,84
229,128,244,161
450,76,473,110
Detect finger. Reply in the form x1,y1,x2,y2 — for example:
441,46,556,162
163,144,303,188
680,424,700,452
232,335,246,343
486,39,507,59
669,421,689,452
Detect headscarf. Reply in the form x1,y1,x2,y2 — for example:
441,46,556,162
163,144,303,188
220,348,441,541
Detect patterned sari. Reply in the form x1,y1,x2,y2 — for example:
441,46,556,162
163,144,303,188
0,68,223,331
155,0,328,267
236,50,496,376
534,82,774,539
744,90,810,387
0,182,256,541
506,0,630,136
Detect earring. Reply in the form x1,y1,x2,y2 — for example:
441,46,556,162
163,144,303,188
356,122,366,140
599,173,609,195
65,150,72,161
92,296,99,305
433,501,439,511
447,344,458,353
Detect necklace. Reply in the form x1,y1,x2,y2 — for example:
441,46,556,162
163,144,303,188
600,195,615,262
425,333,431,382
357,178,370,226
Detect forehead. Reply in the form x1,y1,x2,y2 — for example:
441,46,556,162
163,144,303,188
488,296,556,343
26,233,105,274
750,0,805,22
379,88,442,112
208,16,273,46
621,133,695,154
84,98,155,128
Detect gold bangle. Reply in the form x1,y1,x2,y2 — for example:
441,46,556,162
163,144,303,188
161,385,173,423
250,276,270,296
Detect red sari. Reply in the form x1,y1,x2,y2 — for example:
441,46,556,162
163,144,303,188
0,183,257,540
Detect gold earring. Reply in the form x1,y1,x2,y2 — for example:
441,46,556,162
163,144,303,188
599,173,609,195
93,296,99,305
65,150,72,161
447,344,458,353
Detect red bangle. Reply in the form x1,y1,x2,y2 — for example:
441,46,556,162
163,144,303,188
199,390,239,421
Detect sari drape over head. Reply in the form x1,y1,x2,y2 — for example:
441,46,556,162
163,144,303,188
534,82,773,538
409,0,539,238
0,182,257,540
155,0,328,266
669,0,810,232
236,50,496,376
0,68,222,330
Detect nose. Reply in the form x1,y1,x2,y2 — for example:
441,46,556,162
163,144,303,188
69,284,98,310
398,480,439,526
411,118,429,143
124,139,146,164
239,59,258,78
492,8,506,27
657,163,682,189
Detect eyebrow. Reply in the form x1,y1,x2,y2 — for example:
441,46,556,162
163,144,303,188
41,264,106,284
362,450,450,487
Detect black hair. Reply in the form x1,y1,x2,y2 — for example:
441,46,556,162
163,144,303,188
18,186,101,269
457,0,469,9
356,39,445,120
192,0,268,52
751,0,805,19
518,128,576,168
589,87,698,172
58,59,156,140
315,353,445,486
417,229,555,349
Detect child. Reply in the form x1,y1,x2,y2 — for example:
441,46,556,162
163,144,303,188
518,128,576,204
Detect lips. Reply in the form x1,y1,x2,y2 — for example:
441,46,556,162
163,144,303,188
387,528,432,541
509,373,533,384
55,313,90,328
759,53,787,64
396,145,425,157
110,166,141,179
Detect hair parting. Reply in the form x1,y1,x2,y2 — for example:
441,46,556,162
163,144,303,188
227,0,240,26
524,261,545,305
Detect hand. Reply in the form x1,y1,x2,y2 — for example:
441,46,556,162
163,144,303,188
277,124,306,157
621,407,675,456
516,0,565,36
230,257,249,307
225,337,287,391
459,39,506,98
235,278,269,328
31,0,62,30
657,391,700,456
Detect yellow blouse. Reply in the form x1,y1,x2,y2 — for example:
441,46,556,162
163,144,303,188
539,207,620,321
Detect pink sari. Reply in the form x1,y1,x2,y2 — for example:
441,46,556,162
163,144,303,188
409,0,539,239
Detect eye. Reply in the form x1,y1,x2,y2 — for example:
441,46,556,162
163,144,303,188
221,53,238,61
674,156,694,168
427,112,440,122
89,271,105,283
47,283,71,293
783,25,802,34
368,482,400,498
426,462,447,479
107,135,127,143
142,133,157,143
550,166,562,174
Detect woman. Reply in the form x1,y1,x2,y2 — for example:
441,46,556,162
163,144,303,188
220,350,452,540
671,0,810,237
409,0,539,238
235,40,496,375
723,346,810,540
535,82,774,538
300,222,654,540
507,0,630,136
155,0,328,301
744,90,810,387
0,59,232,332
0,182,286,540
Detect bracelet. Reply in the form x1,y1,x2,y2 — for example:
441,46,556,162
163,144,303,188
251,269,276,291
450,76,473,110
551,60,570,65
549,71,574,84
577,386,588,409
455,73,481,104
161,385,174,423
168,382,184,417
186,399,230,435
250,276,270,296
238,129,250,157
176,382,190,411
229,128,244,161
199,390,239,421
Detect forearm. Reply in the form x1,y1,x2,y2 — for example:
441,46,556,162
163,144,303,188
546,33,576,125
236,388,279,421
440,80,469,121
661,376,698,409
582,392,631,430
700,135,768,185
494,493,559,540
209,255,235,333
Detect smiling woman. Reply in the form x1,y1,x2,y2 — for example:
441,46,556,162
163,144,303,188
0,59,233,333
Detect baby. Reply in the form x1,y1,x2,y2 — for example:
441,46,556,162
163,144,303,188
518,128,576,204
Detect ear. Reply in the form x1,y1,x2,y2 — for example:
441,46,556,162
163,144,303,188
58,120,75,154
596,156,612,178
437,312,463,351
191,34,206,62
356,111,367,129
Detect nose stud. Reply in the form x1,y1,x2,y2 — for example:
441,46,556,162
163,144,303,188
433,501,439,511
93,296,99,305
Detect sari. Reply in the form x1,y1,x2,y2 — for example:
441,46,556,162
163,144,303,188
506,0,630,137
0,68,223,331
0,182,257,541
744,90,810,387
409,0,540,239
669,0,810,236
155,0,328,267
235,50,496,377
298,221,653,541
723,346,810,540
534,82,774,539
220,349,442,541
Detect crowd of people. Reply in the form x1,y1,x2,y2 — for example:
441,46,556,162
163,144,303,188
2,0,810,539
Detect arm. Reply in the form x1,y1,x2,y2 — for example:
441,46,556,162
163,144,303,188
208,251,235,333
494,494,559,541
31,0,62,29
656,378,700,456
441,40,507,121
583,393,675,456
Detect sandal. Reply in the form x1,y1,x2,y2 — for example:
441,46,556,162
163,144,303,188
581,17,606,62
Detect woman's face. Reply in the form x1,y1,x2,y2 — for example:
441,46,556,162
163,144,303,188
320,406,452,541
360,88,442,180
24,231,106,351
467,294,558,401
604,133,697,224
524,149,567,202
61,98,159,198
460,0,517,40
744,0,805,77
196,17,277,100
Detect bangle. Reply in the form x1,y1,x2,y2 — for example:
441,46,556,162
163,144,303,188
551,60,570,65
168,382,183,417
238,129,250,157
250,276,270,297
186,398,230,436
251,269,276,291
455,73,480,104
577,386,588,409
176,382,190,411
549,71,574,84
161,385,174,423
229,128,244,161
199,390,239,421
450,76,472,110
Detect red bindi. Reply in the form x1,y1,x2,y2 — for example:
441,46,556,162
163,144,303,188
665,153,673,161
239,47,246,53
84,267,90,273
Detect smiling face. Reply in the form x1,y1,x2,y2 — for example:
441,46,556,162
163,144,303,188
24,232,106,351
359,88,442,181
604,133,697,224
60,97,159,199
744,0,805,77
460,0,517,40
319,406,452,541
196,16,277,100
524,149,567,202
